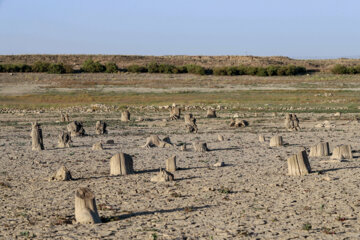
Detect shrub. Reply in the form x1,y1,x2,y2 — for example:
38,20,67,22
213,67,228,76
81,59,105,73
48,63,65,74
63,64,74,74
331,64,348,74
32,61,50,72
266,66,279,76
158,64,177,74
245,66,258,76
105,62,118,73
147,62,160,73
185,64,206,75
256,67,268,76
127,65,148,73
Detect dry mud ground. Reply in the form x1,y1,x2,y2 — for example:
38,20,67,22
1,111,360,239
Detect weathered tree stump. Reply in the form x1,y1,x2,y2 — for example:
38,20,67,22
50,165,72,181
95,121,107,135
110,153,134,175
60,113,70,122
142,135,173,148
75,188,101,224
169,106,181,120
331,145,353,160
206,109,217,118
30,122,44,151
180,143,186,151
229,118,249,128
309,142,330,157
150,168,174,182
292,114,300,131
193,142,209,152
166,155,177,172
218,134,224,141
284,113,293,131
121,110,130,122
92,142,103,151
269,136,283,147
67,121,85,137
184,113,198,133
58,131,71,148
258,135,265,143
287,150,311,176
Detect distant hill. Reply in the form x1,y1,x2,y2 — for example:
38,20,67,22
1,54,360,72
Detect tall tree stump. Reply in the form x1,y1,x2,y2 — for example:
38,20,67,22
110,153,134,175
331,145,353,160
309,142,330,157
287,150,311,176
166,156,177,172
206,109,217,118
121,110,130,122
258,135,265,143
30,122,44,151
67,121,85,137
142,135,173,148
95,121,107,135
50,165,72,181
169,107,181,120
292,114,300,131
75,188,101,224
150,168,174,182
184,113,198,133
58,131,71,148
269,136,283,147
193,142,209,152
284,113,293,131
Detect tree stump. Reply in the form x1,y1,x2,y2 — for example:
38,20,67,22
58,131,71,148
331,145,353,160
193,142,209,152
284,113,293,131
150,168,174,182
142,135,173,148
92,142,103,151
67,121,85,137
95,121,107,135
75,188,101,224
61,113,70,122
50,165,72,181
258,135,265,143
292,114,300,131
269,136,283,147
309,142,330,157
169,107,181,120
206,109,217,118
166,155,177,172
218,134,224,141
180,143,186,151
110,153,134,175
287,150,311,176
30,122,44,151
121,110,130,122
184,113,198,133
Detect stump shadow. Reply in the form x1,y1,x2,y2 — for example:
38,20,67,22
101,205,211,223
210,147,241,151
316,166,360,173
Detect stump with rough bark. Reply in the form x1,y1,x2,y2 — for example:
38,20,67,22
75,188,101,224
193,142,209,152
309,142,330,157
269,136,283,147
230,118,248,128
150,168,174,182
58,131,71,148
142,135,173,148
166,156,177,172
121,110,130,122
110,153,134,175
92,142,103,150
206,109,217,118
50,165,72,181
184,113,198,133
331,145,353,160
169,107,181,120
30,122,44,151
67,121,85,137
95,121,107,135
258,135,265,143
287,150,311,176
284,113,293,130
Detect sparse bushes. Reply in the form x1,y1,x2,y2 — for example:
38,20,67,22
48,63,66,74
32,61,50,72
127,65,148,73
185,64,207,75
81,59,105,73
331,64,360,74
105,62,118,73
213,65,307,76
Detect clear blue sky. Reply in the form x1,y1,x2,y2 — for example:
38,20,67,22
0,0,359,58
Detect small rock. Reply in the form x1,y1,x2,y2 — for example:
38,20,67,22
213,162,225,167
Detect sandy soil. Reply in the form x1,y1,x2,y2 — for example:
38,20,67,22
1,110,360,239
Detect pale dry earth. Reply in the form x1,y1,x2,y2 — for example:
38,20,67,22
1,110,360,239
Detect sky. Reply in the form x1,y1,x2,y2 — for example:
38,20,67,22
0,0,359,58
